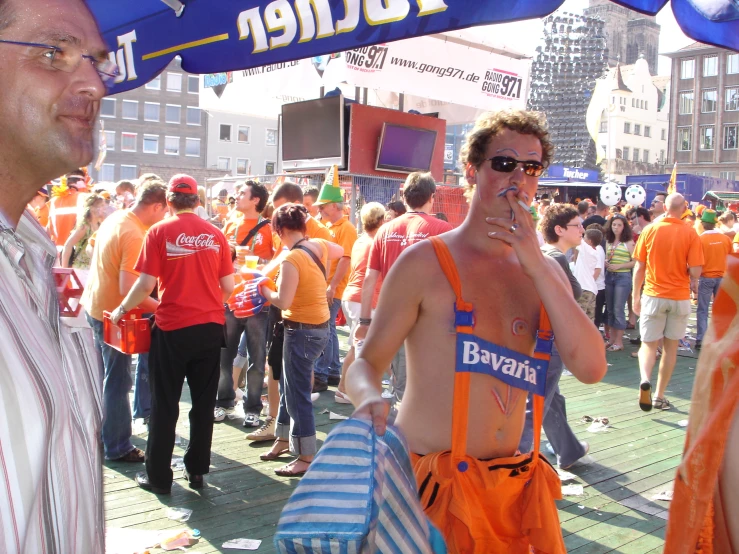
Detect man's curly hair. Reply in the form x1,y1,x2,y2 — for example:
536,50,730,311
459,109,555,200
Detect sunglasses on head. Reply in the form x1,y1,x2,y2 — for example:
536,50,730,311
487,156,544,177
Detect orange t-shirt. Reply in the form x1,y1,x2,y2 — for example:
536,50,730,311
699,231,732,278
282,239,330,325
342,233,382,307
222,215,273,260
48,192,79,246
634,217,705,300
81,209,148,321
326,216,357,299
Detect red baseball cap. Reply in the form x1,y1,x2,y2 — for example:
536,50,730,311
168,174,198,195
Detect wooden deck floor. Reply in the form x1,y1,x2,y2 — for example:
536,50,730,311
105,315,702,553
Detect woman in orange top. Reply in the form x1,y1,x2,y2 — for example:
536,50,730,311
259,204,344,477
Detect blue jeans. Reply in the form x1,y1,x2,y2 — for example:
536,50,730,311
605,271,632,330
132,313,153,420
313,299,342,383
519,344,586,467
696,276,722,341
217,308,268,414
86,314,135,460
276,326,329,456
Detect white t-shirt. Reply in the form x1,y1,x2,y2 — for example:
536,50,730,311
595,245,606,291
573,239,599,295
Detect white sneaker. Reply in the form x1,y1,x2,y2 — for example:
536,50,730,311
243,412,261,427
311,392,320,402
214,407,226,422
246,416,276,442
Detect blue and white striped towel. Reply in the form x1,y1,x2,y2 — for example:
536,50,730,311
274,418,446,554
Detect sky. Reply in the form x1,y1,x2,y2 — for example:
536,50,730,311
468,0,694,76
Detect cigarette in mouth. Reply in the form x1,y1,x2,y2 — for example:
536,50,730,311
518,200,530,211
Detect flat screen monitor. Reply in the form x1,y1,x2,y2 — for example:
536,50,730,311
281,95,345,171
375,123,437,174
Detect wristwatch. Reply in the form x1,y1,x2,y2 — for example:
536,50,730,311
359,318,372,326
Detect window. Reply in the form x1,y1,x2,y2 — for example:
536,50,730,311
616,148,623,159
624,122,631,133
661,129,666,140
681,59,695,79
633,148,640,162
187,75,199,94
164,136,180,156
724,124,738,150
185,138,200,157
645,101,648,110
643,149,650,163
679,91,694,115
623,147,630,160
634,124,641,136
720,171,737,180
678,127,692,151
100,98,116,117
186,107,201,125
728,53,739,75
600,118,607,133
266,129,278,146
236,158,249,175
122,100,138,120
101,164,115,182
702,89,717,113
726,87,739,111
265,161,276,175
631,98,635,107
143,134,159,154
167,72,182,92
165,104,181,124
220,124,231,141
644,126,651,138
120,165,137,180
659,149,665,162
700,125,714,150
144,102,159,122
237,126,250,143
103,130,115,151
217,157,231,171
121,132,137,152
703,55,718,77
146,75,161,90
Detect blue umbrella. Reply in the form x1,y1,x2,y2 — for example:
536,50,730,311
87,0,738,94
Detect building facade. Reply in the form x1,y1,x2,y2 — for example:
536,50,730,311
205,111,279,177
666,43,739,181
92,59,221,185
584,0,660,76
596,57,671,182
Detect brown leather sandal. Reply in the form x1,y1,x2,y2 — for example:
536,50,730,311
260,439,290,461
114,447,145,463
274,457,311,477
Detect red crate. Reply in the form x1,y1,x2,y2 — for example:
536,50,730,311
103,309,151,354
52,268,84,317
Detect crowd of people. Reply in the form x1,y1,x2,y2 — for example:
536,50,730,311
2,0,738,551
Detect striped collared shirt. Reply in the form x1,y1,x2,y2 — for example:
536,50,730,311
0,210,104,553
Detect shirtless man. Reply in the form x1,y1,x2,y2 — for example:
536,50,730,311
346,110,606,551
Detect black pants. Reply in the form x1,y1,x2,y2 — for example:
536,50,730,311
146,322,224,487
595,289,607,328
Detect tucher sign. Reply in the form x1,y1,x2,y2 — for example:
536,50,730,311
547,164,599,182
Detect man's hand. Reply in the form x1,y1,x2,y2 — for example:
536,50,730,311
690,278,699,296
352,396,390,435
326,284,336,304
110,306,127,325
486,191,546,278
632,294,641,316
354,323,369,341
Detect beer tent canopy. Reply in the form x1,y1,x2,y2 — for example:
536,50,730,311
87,0,739,95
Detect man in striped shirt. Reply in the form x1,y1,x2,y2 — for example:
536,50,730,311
0,0,110,551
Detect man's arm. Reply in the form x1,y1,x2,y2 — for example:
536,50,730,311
111,273,158,323
689,265,701,295
632,260,646,316
328,256,351,302
354,268,380,341
220,274,235,303
346,249,425,433
119,271,159,313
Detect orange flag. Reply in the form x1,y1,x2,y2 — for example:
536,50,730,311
667,162,677,195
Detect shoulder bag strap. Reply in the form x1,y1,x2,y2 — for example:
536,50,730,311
239,218,270,247
295,243,327,279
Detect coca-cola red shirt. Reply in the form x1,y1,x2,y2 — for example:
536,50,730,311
135,212,232,331
369,212,452,279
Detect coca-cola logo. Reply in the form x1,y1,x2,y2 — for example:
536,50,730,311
176,233,216,248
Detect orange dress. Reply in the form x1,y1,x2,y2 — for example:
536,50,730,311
411,237,566,554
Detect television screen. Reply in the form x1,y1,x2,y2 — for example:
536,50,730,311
375,123,437,174
281,95,345,170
